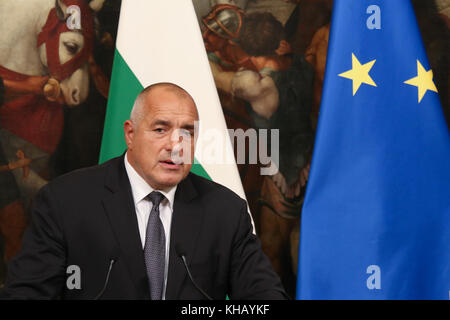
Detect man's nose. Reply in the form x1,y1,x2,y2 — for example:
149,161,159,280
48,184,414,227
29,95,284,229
164,130,182,151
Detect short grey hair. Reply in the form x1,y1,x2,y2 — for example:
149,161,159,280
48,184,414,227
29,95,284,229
129,82,197,127
129,94,145,126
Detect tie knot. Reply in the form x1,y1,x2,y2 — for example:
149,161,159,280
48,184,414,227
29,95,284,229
147,191,165,207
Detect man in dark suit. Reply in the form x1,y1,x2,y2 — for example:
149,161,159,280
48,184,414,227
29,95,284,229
0,82,288,299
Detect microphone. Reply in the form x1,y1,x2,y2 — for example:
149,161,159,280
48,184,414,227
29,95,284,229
94,248,120,300
175,243,213,300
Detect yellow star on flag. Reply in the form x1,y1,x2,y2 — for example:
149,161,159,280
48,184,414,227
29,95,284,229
338,53,377,96
404,60,438,103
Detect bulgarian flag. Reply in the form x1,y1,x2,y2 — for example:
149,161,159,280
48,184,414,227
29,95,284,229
99,0,246,202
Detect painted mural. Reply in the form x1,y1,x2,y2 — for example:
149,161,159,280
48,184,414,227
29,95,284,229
0,0,121,286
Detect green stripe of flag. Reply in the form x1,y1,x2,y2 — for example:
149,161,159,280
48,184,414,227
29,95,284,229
99,49,142,164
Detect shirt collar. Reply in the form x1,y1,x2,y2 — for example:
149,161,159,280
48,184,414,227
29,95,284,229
124,152,177,211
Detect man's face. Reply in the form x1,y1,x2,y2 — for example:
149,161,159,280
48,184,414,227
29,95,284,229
124,88,198,190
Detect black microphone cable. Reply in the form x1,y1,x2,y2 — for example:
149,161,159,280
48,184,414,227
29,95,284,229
94,249,119,300
175,244,213,300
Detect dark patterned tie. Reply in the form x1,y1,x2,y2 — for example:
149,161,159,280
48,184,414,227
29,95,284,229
144,191,166,300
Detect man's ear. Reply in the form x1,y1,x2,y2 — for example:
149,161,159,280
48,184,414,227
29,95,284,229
124,120,135,149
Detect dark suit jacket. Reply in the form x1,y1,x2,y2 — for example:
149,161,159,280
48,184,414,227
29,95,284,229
0,155,287,299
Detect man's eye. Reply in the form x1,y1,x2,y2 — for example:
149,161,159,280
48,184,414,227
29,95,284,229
180,129,192,137
154,128,165,133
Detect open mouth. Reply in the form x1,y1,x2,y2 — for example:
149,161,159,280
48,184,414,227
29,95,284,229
160,159,182,169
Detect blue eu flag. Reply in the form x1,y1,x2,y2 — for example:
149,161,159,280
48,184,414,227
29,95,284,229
296,0,450,299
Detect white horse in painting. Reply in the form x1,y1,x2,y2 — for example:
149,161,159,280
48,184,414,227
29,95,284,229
0,0,106,105
0,0,105,208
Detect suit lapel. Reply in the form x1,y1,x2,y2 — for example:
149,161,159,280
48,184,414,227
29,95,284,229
101,156,150,299
165,174,204,299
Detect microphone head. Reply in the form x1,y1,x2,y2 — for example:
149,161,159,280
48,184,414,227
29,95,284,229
174,243,186,257
110,246,121,261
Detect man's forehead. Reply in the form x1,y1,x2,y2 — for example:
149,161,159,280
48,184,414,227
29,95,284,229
144,102,198,119
144,105,198,125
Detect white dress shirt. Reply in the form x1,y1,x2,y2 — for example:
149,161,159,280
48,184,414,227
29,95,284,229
124,153,177,300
